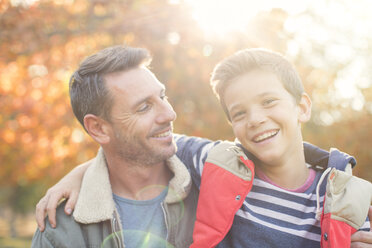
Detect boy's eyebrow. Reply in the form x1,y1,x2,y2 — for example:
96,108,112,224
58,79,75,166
227,91,278,112
257,91,278,97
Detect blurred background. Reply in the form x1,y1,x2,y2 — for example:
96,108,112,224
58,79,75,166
1,0,372,246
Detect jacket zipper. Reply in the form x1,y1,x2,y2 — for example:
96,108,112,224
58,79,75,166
111,212,125,248
161,202,170,245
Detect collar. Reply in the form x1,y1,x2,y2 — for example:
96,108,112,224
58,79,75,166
73,148,192,224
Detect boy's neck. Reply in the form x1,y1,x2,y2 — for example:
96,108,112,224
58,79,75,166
256,158,309,190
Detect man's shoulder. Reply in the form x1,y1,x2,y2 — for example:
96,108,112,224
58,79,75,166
31,201,86,247
32,200,115,248
50,201,86,235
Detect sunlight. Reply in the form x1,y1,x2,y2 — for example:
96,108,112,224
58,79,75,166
185,0,310,36
10,0,39,7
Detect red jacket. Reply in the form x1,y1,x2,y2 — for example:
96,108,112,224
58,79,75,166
190,141,372,248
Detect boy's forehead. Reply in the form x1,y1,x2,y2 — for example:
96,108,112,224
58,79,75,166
223,69,291,105
228,69,284,92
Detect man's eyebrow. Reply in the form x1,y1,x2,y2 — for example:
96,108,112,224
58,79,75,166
132,84,166,108
132,95,150,108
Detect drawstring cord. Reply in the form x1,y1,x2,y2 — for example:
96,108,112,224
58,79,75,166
315,167,332,220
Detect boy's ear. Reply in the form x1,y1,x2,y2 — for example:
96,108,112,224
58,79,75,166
298,93,312,123
83,114,111,144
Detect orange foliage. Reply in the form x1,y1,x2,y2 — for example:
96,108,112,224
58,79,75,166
1,0,371,197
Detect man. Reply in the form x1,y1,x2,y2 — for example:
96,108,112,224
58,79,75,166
31,46,199,247
34,46,372,247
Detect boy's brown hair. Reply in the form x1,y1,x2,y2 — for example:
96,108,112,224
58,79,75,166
210,48,304,120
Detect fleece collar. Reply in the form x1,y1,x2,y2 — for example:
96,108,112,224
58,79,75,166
73,148,192,224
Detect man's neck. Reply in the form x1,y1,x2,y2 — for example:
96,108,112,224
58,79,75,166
105,154,172,201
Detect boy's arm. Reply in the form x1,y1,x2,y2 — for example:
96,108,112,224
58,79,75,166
174,134,220,188
34,134,217,230
320,168,372,247
351,207,372,247
35,159,92,232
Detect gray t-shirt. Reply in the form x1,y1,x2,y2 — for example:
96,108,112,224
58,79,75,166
113,187,169,248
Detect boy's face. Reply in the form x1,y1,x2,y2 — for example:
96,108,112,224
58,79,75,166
223,69,311,167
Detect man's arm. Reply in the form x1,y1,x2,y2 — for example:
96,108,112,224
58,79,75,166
35,159,92,231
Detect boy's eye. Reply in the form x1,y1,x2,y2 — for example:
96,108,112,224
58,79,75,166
263,98,277,106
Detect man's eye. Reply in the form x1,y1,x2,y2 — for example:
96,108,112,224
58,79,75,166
138,103,151,112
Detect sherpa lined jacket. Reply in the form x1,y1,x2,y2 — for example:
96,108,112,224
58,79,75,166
31,148,199,248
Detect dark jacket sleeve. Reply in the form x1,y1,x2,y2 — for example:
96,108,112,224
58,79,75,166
31,202,88,248
174,134,220,188
31,228,56,248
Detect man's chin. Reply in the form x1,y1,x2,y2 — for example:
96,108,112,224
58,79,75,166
163,144,177,159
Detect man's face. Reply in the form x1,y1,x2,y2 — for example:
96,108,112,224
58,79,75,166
104,67,177,165
223,69,310,167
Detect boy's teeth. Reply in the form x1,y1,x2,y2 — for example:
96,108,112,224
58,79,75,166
153,130,170,138
254,130,278,142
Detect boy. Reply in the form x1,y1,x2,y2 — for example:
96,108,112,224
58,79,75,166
189,48,372,247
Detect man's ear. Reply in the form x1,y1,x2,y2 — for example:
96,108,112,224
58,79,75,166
83,114,111,144
298,93,312,123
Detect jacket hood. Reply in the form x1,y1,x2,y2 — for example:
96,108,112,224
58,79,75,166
303,142,356,171
73,148,192,224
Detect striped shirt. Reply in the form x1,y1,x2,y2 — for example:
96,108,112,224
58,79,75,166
175,134,370,248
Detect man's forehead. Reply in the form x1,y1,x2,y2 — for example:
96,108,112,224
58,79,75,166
105,68,165,106
105,67,164,89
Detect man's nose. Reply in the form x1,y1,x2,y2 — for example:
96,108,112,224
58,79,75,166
156,100,177,123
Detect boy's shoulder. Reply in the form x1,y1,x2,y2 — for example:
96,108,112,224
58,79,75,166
303,142,356,171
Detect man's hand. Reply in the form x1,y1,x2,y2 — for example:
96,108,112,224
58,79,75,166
35,160,92,231
351,206,372,247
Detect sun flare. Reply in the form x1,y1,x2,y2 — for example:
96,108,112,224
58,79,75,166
185,0,310,36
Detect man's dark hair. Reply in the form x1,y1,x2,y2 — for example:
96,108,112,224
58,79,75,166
69,45,151,131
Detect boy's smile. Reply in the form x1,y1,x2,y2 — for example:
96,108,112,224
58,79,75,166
252,129,279,143
223,68,311,168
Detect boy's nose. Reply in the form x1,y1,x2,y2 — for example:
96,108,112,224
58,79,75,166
246,109,266,128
